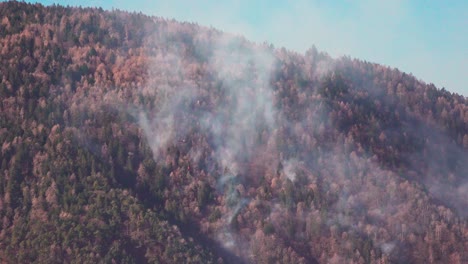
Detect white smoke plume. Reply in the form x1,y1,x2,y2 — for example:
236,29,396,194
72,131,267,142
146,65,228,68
129,27,279,256
203,34,277,175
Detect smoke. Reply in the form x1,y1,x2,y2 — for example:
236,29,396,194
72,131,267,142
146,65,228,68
126,15,466,263
380,242,396,255
203,35,277,254
215,172,249,253
129,27,279,256
136,85,199,160
203,34,277,174
134,27,278,170
282,159,301,182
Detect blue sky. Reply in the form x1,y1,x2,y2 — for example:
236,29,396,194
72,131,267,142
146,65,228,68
10,0,468,96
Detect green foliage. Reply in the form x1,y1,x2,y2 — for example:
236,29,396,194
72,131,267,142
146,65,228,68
197,182,212,207
319,73,348,100
208,208,221,222
263,222,275,235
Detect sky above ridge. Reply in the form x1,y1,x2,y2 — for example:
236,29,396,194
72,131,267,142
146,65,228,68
12,0,468,96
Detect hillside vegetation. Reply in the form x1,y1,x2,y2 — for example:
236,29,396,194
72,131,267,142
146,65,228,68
0,2,466,263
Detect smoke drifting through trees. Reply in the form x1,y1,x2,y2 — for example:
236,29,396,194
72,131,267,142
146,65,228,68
121,21,467,261
0,2,466,263
134,31,280,252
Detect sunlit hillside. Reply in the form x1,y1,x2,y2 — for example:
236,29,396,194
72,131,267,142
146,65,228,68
0,2,466,263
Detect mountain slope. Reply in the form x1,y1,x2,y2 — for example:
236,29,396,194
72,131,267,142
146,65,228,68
0,2,466,263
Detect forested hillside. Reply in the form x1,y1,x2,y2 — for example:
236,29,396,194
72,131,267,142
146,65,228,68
0,2,466,263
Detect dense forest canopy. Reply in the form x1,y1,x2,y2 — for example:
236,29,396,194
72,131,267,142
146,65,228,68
0,2,466,263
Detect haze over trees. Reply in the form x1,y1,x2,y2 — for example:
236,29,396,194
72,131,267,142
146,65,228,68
0,2,466,263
